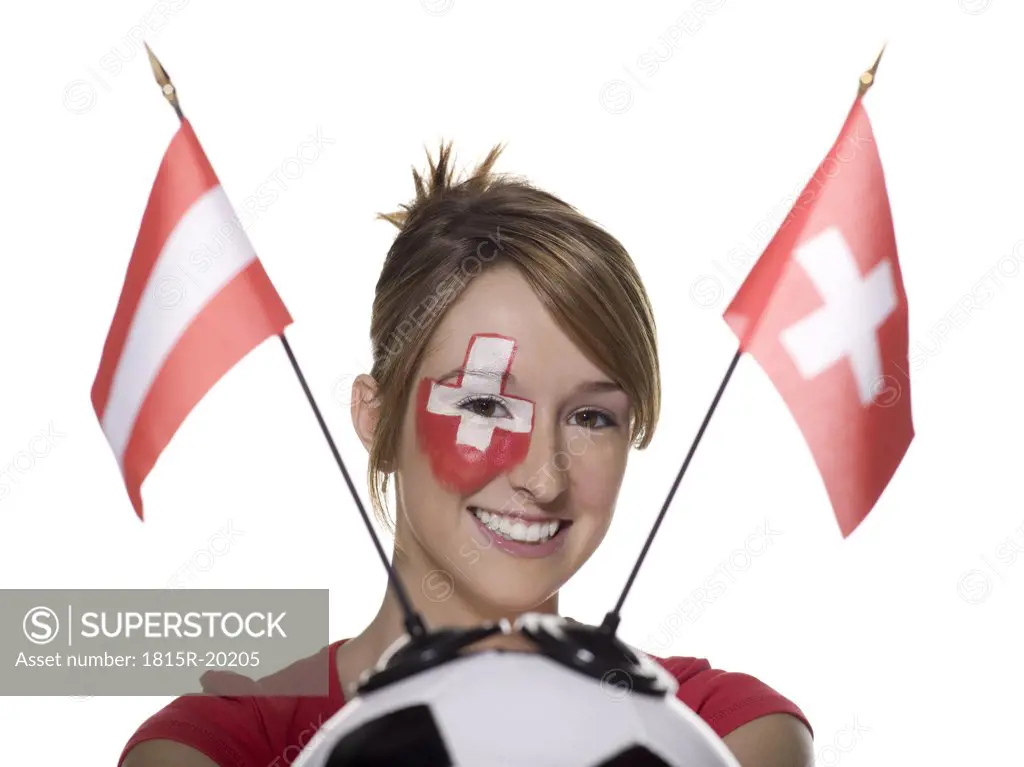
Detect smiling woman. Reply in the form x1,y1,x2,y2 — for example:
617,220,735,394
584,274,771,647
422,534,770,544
119,142,813,767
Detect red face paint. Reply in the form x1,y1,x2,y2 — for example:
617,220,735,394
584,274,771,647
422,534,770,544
416,333,535,495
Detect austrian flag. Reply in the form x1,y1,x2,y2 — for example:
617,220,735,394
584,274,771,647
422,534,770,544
724,97,914,537
91,119,292,518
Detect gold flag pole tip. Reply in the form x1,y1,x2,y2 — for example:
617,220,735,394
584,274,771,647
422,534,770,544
858,43,887,97
144,41,183,119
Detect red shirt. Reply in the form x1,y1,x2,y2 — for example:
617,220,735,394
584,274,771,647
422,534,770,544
118,640,811,766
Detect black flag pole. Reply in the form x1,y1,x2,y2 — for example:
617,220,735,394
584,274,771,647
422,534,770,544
598,349,741,636
598,44,888,637
143,43,427,640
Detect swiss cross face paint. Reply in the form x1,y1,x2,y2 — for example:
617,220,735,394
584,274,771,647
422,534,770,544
415,333,535,495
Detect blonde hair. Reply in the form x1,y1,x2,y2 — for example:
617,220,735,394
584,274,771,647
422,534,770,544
367,140,660,532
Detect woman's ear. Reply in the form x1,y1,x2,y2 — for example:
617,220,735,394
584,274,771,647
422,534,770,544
350,373,381,454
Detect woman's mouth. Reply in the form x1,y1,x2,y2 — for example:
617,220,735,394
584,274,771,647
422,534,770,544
466,506,571,557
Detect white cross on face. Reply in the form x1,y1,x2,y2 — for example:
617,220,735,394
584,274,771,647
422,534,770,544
779,227,899,406
425,335,535,451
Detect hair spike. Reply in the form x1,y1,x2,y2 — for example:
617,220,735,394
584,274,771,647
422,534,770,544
466,141,505,193
375,210,407,230
376,139,508,232
412,163,427,203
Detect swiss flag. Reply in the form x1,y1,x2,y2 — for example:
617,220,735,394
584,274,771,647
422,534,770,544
723,97,914,537
415,334,535,495
91,119,292,519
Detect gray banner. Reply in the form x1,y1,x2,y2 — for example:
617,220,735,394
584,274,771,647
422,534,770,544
2,589,330,696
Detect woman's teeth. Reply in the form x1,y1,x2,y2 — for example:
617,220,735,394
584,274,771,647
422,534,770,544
470,507,562,544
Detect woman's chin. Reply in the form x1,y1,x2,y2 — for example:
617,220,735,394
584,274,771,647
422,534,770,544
438,556,561,620
414,510,578,617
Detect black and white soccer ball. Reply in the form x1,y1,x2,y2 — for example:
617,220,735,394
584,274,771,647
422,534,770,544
294,614,739,767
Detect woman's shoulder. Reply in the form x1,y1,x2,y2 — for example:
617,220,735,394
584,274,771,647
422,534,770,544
117,640,346,767
647,652,813,741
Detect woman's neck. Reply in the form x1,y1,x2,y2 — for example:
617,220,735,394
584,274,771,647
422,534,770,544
337,539,560,698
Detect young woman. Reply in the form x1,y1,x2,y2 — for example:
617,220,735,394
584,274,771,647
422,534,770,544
120,143,814,767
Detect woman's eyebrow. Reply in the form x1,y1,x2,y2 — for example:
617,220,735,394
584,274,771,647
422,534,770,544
436,367,510,385
573,380,624,394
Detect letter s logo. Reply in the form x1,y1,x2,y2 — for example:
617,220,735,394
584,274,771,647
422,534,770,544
23,607,60,645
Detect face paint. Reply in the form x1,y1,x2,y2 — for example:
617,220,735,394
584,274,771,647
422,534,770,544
416,333,535,495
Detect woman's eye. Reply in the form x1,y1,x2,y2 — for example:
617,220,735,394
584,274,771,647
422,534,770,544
462,397,510,418
569,409,614,429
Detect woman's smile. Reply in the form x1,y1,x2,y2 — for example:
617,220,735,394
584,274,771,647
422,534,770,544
464,504,573,558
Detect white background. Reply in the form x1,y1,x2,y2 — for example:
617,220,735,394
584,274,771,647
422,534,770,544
1,0,1022,764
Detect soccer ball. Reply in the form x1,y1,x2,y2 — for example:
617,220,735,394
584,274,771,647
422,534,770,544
294,614,740,767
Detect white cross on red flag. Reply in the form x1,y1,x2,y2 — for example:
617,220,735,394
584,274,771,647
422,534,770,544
723,98,914,537
91,119,292,519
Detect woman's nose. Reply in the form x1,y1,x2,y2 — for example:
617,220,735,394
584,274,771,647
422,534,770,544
505,418,569,505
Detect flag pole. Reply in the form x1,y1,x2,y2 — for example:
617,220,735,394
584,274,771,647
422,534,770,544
143,43,428,640
596,349,741,635
597,45,889,636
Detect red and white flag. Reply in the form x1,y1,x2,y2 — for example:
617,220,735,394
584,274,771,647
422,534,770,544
92,119,292,519
724,97,914,537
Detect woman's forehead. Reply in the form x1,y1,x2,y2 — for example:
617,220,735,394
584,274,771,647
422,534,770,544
416,268,611,385
421,328,609,392
443,267,544,321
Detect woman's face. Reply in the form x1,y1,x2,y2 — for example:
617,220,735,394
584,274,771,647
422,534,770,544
392,264,633,614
